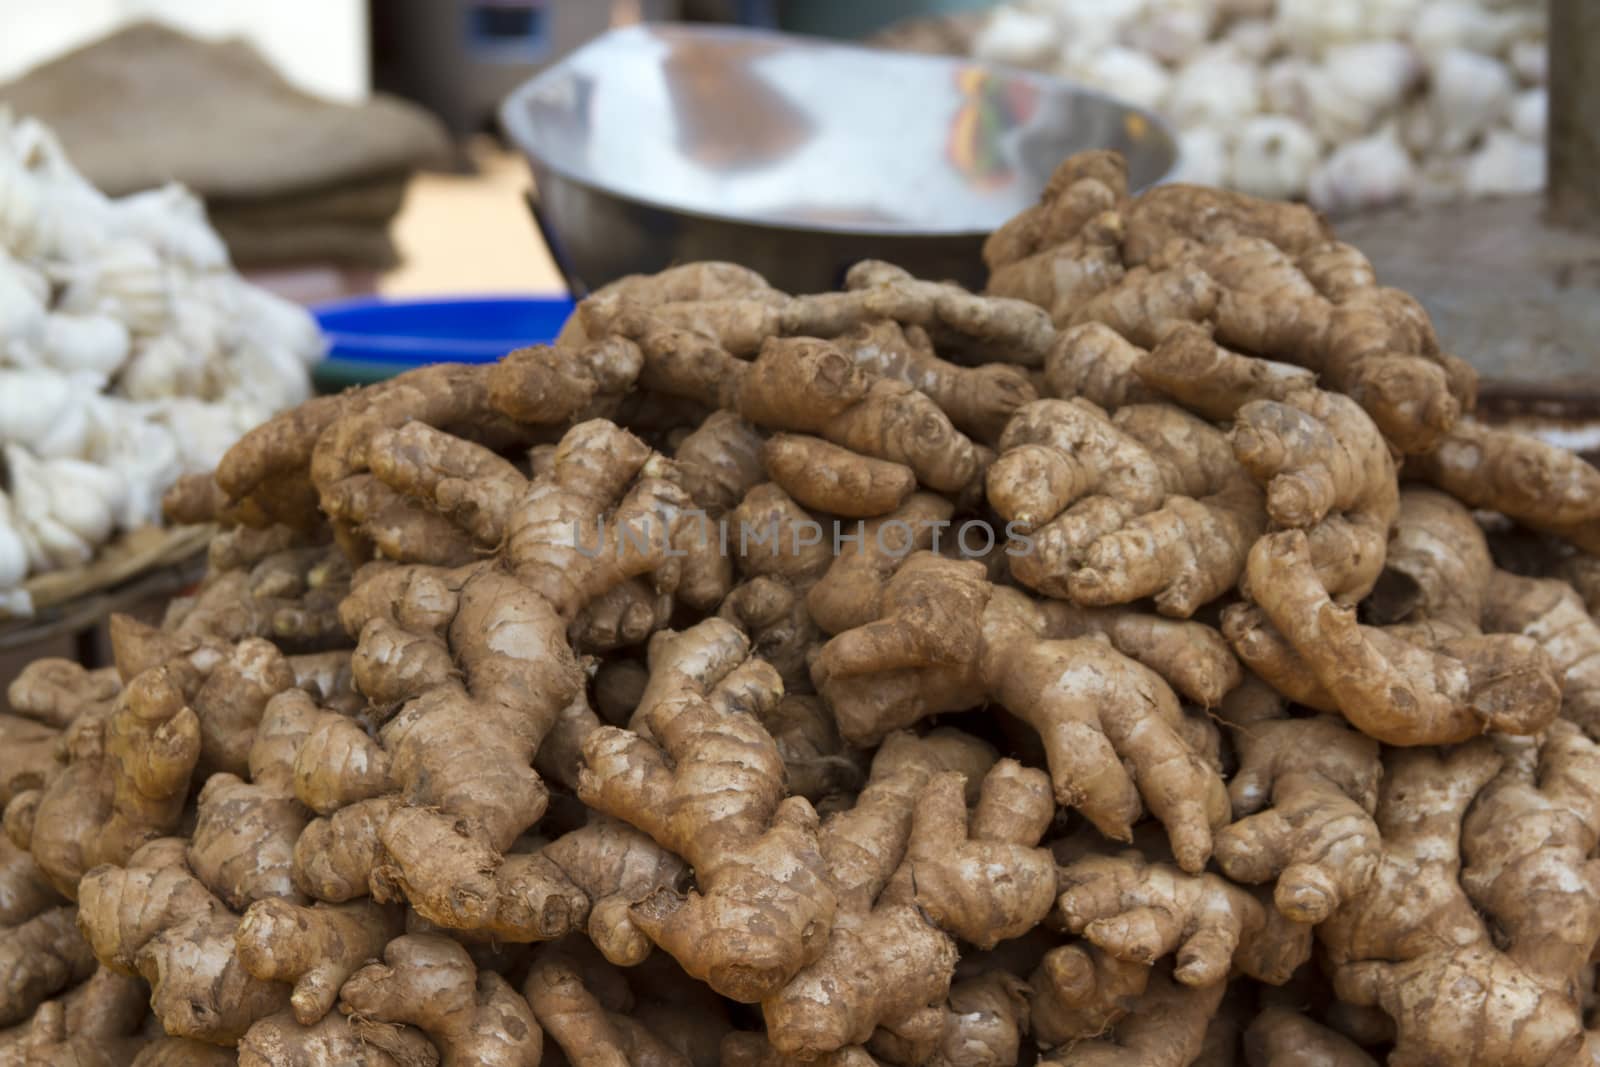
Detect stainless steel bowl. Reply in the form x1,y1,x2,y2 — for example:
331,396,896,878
501,23,1177,295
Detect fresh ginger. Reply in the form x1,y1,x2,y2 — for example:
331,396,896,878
1411,418,1600,555
832,320,1037,443
762,434,915,519
235,897,401,1025
784,260,1057,368
757,732,995,1058
5,660,118,731
736,337,982,494
0,905,97,1027
77,837,289,1043
239,1010,439,1067
522,940,720,1067
1243,1006,1378,1067
1066,262,1220,350
1119,182,1332,267
984,151,1127,278
1484,569,1600,738
1319,733,1600,1066
339,933,542,1067
1040,965,1226,1067
0,965,148,1066
14,168,1600,1065
1229,529,1561,745
1055,848,1309,989
988,398,1264,616
13,664,201,899
814,552,1229,872
1041,323,1165,410
1172,235,1470,453
985,211,1126,328
1212,677,1381,924
578,619,834,1002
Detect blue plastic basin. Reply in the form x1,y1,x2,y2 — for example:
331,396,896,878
312,294,577,389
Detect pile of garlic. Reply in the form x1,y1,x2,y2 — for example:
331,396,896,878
0,110,323,617
971,0,1547,213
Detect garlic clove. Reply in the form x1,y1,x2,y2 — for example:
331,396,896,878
1230,115,1322,201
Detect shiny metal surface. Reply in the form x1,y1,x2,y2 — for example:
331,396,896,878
501,23,1177,294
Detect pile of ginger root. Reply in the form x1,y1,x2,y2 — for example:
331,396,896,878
6,150,1600,1067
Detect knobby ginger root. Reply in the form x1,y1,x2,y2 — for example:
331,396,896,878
1040,965,1226,1067
756,731,993,1058
785,261,1056,368
1178,236,1469,454
761,434,915,519
814,552,1229,872
238,1010,439,1067
1230,529,1561,744
77,838,289,1043
16,664,201,899
984,152,1128,274
1243,1006,1378,1067
1055,848,1309,989
989,398,1264,616
1320,732,1600,1066
1411,418,1600,554
833,320,1037,444
1212,677,1381,924
522,940,720,1067
578,619,833,1002
736,337,982,494
338,934,542,1067
235,897,401,1025
19,159,1600,1065
0,965,147,1065
0,905,97,1026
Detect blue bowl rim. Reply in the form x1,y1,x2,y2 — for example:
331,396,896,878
313,293,576,363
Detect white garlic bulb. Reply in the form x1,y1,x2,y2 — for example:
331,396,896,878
1428,48,1515,155
1225,18,1280,62
120,334,217,402
57,239,173,336
1511,88,1546,142
87,408,184,529
1412,0,1542,57
1168,47,1262,129
1128,0,1216,65
0,111,323,608
1172,126,1230,186
974,7,1061,67
1309,126,1417,213
113,184,231,273
1231,115,1321,200
1463,129,1545,197
1277,0,1424,54
969,0,1548,214
1311,42,1423,142
1075,47,1173,111
0,253,47,350
0,369,103,458
4,444,125,570
0,488,31,617
37,313,131,382
1509,38,1546,85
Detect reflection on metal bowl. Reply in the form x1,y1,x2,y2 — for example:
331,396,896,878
500,23,1177,294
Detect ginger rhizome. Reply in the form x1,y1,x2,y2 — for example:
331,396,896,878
18,150,1600,1066
988,398,1264,616
577,619,835,1002
813,552,1230,873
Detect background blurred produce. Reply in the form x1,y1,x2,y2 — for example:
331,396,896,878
884,0,1548,214
0,111,323,618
